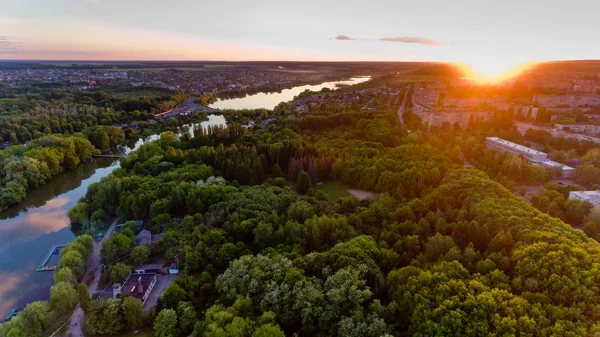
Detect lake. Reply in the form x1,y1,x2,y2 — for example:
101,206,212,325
0,115,226,318
209,76,371,110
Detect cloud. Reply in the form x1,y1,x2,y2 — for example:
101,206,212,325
331,35,360,41
331,34,444,46
0,36,24,51
378,37,444,46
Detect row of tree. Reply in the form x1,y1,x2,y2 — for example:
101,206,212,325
0,235,94,337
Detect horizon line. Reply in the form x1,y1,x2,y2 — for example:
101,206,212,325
1,59,599,63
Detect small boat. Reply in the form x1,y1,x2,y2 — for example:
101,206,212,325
4,309,20,322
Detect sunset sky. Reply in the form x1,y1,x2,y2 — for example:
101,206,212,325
1,0,599,77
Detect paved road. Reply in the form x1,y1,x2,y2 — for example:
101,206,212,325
67,217,120,337
143,274,175,313
397,87,410,126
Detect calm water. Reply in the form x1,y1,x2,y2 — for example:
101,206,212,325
0,75,369,316
0,115,226,317
210,77,371,110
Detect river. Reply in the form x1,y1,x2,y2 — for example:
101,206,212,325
0,75,370,317
0,115,226,318
209,76,371,110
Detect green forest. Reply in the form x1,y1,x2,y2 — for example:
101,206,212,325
0,84,209,213
4,103,600,337
0,84,187,143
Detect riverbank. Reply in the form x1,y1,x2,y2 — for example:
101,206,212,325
210,76,371,110
0,75,371,319
0,116,226,318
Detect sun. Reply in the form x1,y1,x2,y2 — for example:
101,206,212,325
456,60,538,84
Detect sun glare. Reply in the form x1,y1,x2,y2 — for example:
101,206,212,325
457,61,538,85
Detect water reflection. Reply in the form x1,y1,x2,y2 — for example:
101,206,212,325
0,272,27,319
210,77,371,110
0,117,228,317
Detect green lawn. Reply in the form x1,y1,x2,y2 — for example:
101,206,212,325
315,181,351,201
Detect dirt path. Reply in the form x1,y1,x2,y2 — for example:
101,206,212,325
67,217,120,337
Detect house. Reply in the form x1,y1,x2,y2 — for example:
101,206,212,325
135,263,165,274
112,273,157,305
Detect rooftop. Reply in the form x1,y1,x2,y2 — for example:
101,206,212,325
542,159,575,170
486,137,547,156
121,273,156,301
571,190,600,199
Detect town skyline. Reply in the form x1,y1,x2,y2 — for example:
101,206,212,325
2,0,599,80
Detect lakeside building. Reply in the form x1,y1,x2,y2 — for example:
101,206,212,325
484,137,575,178
569,191,600,210
112,273,157,305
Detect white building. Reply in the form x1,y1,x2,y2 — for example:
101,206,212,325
484,137,547,162
569,191,600,210
485,137,575,178
541,159,575,179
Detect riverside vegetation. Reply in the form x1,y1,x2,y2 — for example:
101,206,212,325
4,104,600,336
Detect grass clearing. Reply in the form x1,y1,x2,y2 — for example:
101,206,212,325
315,181,351,201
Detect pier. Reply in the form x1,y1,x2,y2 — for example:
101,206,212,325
37,244,67,272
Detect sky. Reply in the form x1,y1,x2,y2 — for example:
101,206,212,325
0,0,599,77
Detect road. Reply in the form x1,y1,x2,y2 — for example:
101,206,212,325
158,95,221,120
397,87,410,126
67,217,120,337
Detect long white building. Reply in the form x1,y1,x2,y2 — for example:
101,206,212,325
485,137,547,162
569,191,600,210
484,137,575,178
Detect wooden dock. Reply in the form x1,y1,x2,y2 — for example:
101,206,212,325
37,244,67,272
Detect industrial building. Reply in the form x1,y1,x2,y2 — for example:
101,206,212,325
569,191,600,210
484,137,575,178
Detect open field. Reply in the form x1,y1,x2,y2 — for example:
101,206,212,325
315,181,351,200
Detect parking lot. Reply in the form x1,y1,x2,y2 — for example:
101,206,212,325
143,274,175,312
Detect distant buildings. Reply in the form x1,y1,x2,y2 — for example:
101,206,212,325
515,122,600,145
88,71,128,80
554,124,600,135
533,94,599,109
484,137,575,178
569,191,600,210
